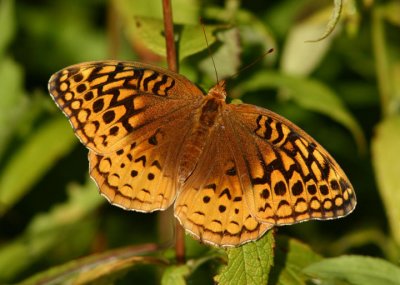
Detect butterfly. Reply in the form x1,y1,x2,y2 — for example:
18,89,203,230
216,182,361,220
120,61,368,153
48,61,356,247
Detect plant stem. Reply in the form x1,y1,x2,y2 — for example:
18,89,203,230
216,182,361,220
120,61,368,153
161,0,185,264
162,0,178,72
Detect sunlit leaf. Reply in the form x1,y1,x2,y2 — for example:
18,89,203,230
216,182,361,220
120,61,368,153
269,236,322,285
372,116,400,245
162,265,190,285
128,17,222,61
198,27,241,84
215,231,275,285
205,6,277,60
113,0,200,24
303,255,400,285
281,4,339,76
18,244,165,285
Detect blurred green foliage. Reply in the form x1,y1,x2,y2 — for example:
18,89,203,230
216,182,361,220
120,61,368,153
0,0,400,284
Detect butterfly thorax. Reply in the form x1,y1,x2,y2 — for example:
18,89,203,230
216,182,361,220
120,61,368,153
178,89,225,184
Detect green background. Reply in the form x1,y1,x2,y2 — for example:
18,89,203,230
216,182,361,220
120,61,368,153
0,0,399,284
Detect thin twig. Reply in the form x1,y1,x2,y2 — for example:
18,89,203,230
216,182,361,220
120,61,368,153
162,0,178,72
162,0,185,264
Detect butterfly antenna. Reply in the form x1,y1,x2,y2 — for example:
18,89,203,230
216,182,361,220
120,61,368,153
201,20,219,84
230,48,275,80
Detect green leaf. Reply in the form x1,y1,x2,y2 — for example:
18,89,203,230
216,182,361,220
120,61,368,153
303,255,400,285
372,116,400,245
343,0,361,37
372,2,400,117
0,57,26,159
236,71,366,152
205,6,277,54
178,23,222,61
162,265,190,285
382,1,400,26
215,230,275,285
18,244,166,285
269,236,322,285
0,117,77,215
198,27,241,84
113,0,200,25
0,180,104,282
281,4,339,76
0,0,15,58
128,17,222,61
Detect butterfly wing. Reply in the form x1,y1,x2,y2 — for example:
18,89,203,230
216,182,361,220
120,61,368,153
174,122,273,247
175,101,355,247
48,61,204,153
226,103,356,225
88,113,192,211
48,61,205,211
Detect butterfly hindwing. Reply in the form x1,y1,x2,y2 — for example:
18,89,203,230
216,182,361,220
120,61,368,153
88,102,200,212
175,123,273,247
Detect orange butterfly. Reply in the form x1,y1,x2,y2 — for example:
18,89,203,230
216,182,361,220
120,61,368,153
48,61,356,247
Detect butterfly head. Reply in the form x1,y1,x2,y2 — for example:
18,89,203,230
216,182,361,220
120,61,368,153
208,80,227,101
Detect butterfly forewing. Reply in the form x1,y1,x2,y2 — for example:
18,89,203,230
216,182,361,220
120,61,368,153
48,61,205,154
226,104,356,224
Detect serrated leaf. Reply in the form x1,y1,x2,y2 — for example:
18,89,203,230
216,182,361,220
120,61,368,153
269,236,322,285
303,255,400,285
236,71,366,152
372,116,400,245
161,265,190,285
0,180,104,281
0,117,77,215
215,230,275,285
